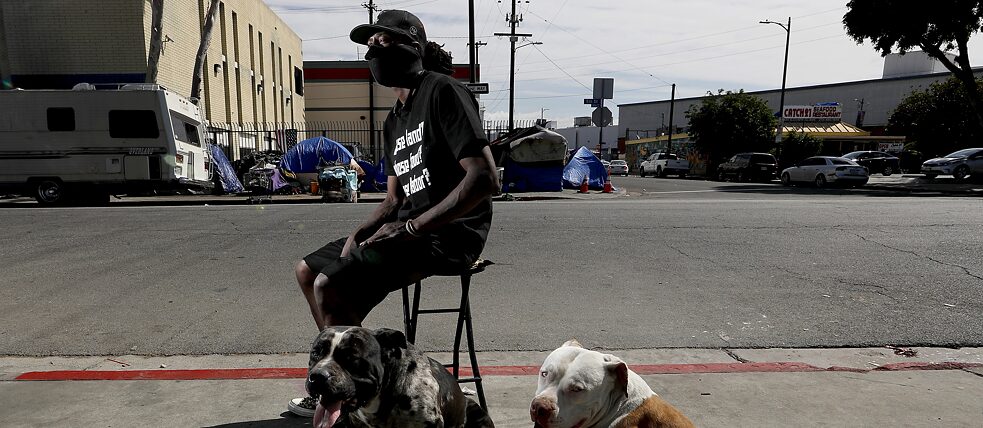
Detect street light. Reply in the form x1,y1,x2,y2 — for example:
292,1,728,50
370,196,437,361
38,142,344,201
510,41,542,131
760,17,790,144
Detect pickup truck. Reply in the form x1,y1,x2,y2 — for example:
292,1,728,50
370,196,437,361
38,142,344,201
639,152,690,177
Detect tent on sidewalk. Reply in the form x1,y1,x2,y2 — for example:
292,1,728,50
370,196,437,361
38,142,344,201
206,143,244,193
562,146,609,190
356,159,389,192
490,126,568,192
279,136,354,173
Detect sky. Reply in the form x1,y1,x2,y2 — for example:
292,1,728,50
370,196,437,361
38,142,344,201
266,0,983,128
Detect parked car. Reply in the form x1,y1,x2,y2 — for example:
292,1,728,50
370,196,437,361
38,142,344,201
780,156,869,188
842,151,900,176
921,148,983,181
639,152,690,177
716,152,778,182
607,159,629,176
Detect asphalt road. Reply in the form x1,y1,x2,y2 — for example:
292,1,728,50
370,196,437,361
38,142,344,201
2,181,982,356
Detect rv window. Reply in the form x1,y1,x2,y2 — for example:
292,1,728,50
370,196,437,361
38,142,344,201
170,112,202,147
109,110,160,138
47,108,75,131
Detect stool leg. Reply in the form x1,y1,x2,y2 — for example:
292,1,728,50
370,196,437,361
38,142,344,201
451,275,469,379
401,285,413,343
463,293,487,410
409,281,422,344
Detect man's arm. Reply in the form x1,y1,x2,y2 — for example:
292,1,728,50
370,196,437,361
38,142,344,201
342,175,404,256
361,147,498,247
410,145,499,234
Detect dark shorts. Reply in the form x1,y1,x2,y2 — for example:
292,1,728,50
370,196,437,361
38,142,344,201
303,235,479,315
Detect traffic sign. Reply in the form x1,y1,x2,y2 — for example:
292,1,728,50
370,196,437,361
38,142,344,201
464,82,489,94
584,98,600,105
592,106,612,127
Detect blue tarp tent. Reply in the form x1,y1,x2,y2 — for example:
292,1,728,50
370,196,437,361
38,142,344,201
206,143,244,193
356,159,386,192
279,136,354,173
562,146,609,189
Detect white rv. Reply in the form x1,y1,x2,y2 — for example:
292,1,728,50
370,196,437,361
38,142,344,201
0,84,211,204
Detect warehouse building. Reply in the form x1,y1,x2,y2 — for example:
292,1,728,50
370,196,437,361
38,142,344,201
612,52,982,172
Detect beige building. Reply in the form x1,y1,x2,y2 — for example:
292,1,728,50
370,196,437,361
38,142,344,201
0,0,304,129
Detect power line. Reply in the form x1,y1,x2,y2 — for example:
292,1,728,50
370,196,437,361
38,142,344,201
485,33,844,86
531,44,591,91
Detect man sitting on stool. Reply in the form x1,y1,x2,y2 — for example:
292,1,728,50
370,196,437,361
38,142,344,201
288,9,500,417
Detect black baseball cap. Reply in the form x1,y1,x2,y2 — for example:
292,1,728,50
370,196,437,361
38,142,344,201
350,10,427,47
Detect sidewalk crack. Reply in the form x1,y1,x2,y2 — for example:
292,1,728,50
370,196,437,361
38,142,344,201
851,232,983,282
723,348,750,363
961,368,983,379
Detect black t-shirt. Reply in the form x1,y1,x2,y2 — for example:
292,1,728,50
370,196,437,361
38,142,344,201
383,71,492,256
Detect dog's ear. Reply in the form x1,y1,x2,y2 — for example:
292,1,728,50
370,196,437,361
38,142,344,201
604,357,629,398
562,339,583,348
373,328,408,351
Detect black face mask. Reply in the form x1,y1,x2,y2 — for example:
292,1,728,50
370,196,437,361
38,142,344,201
365,44,424,88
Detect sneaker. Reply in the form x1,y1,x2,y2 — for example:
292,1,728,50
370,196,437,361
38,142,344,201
288,395,317,418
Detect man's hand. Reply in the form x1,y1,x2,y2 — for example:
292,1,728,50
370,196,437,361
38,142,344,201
361,221,414,247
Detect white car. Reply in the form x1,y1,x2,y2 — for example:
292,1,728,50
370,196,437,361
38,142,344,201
780,156,869,188
607,160,629,176
921,148,983,181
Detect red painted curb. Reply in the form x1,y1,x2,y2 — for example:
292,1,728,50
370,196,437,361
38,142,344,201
15,368,308,381
14,361,981,381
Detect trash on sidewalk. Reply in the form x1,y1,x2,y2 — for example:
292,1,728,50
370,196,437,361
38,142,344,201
885,345,917,357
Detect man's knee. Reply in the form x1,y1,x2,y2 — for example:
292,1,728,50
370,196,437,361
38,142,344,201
296,260,315,287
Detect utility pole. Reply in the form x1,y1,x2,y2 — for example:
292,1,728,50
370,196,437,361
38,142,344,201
468,41,487,82
469,0,476,84
666,83,676,153
760,17,791,144
494,0,532,132
363,1,378,160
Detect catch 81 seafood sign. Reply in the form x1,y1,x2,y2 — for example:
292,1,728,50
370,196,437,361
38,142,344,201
782,103,842,122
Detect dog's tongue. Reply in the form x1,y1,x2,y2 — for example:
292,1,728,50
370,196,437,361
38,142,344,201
313,399,343,428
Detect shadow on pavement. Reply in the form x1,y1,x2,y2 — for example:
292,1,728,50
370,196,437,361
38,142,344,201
203,413,310,428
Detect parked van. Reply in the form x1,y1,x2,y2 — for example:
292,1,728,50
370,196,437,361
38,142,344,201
0,84,211,204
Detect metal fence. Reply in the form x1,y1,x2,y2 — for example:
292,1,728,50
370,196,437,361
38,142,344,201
205,119,539,164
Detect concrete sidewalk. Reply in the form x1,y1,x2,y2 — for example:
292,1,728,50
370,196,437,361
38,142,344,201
2,347,981,427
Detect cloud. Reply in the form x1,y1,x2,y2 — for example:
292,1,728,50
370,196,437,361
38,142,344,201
268,0,983,128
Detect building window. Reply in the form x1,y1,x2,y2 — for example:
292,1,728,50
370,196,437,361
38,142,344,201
47,108,75,131
109,110,160,138
294,67,304,96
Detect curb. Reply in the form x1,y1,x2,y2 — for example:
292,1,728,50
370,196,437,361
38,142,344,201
15,361,983,381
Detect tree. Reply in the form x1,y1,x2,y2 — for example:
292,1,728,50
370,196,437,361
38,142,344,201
774,131,822,169
843,0,983,132
686,89,777,170
146,0,164,84
889,77,983,157
190,0,220,104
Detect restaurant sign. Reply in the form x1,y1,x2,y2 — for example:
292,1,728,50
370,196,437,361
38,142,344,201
782,103,842,122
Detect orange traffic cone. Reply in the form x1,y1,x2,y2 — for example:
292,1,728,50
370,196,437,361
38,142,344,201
602,178,613,193
579,176,589,193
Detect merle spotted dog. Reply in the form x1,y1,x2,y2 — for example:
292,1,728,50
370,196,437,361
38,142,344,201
305,326,495,428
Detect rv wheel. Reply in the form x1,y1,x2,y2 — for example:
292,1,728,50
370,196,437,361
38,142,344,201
33,179,66,205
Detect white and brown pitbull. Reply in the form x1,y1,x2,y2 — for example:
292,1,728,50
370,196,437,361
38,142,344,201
530,340,695,428
306,326,494,428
